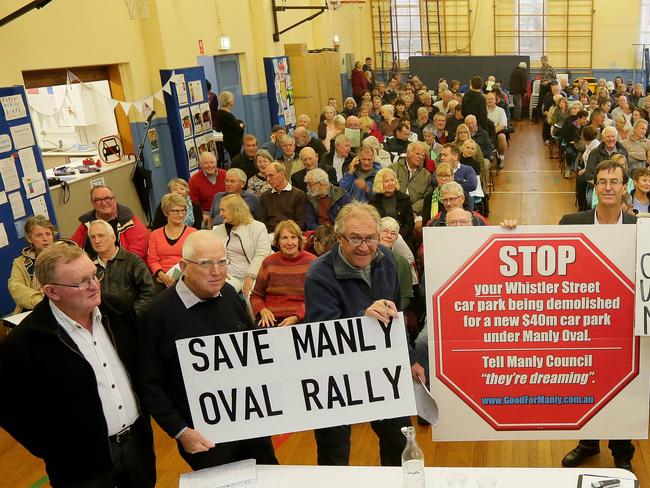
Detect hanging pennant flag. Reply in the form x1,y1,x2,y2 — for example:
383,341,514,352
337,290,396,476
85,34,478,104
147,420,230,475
107,98,119,111
153,90,165,104
141,96,154,119
132,100,143,116
120,101,132,116
162,80,173,95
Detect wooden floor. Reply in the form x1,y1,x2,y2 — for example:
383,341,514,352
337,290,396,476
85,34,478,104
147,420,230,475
2,120,648,487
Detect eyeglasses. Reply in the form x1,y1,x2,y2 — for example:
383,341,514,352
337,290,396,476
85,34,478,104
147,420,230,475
92,196,115,205
168,208,187,214
184,257,230,268
441,195,462,204
595,179,623,189
447,219,473,226
339,233,379,247
48,270,104,290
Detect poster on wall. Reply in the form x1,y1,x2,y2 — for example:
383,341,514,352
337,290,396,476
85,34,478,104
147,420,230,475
147,129,159,151
175,73,188,106
190,105,203,136
180,107,192,138
200,102,211,133
424,225,650,441
185,138,198,170
263,56,296,130
189,80,204,104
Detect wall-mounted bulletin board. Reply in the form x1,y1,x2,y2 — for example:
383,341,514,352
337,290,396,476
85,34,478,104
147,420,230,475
160,67,216,180
0,85,57,316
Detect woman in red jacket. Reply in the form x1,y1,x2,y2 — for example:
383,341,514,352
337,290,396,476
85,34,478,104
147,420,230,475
147,193,196,288
351,61,367,105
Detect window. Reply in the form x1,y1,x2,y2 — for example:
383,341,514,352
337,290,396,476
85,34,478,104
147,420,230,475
494,0,593,71
640,0,650,45
370,0,471,72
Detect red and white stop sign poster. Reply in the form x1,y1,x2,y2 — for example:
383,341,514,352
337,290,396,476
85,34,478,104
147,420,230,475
424,225,650,441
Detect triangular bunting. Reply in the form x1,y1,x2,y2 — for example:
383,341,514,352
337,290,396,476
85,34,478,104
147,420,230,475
132,100,143,116
120,101,132,116
162,80,172,95
142,96,154,119
107,98,119,111
153,90,165,104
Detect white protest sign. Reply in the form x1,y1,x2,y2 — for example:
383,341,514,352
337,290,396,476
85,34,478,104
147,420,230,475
424,225,649,441
176,314,416,443
635,219,650,336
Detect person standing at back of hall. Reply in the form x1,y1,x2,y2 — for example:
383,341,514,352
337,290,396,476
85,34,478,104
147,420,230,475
535,55,556,120
559,159,636,473
214,90,244,160
461,76,489,132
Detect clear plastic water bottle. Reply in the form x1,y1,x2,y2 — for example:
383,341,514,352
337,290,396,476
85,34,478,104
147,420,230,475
401,426,425,488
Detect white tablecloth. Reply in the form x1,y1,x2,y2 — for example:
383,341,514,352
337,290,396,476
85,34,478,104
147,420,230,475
251,465,635,487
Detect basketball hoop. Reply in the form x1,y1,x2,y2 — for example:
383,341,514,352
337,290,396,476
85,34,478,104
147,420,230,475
125,0,149,19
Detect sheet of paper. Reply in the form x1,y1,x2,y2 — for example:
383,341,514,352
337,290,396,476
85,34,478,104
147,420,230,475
18,147,38,176
3,310,31,327
29,195,49,220
179,459,256,488
0,134,12,153
0,222,8,248
0,190,7,205
23,173,46,197
8,191,26,218
579,474,638,488
0,156,20,191
166,263,183,281
175,74,188,105
10,123,35,149
344,128,361,147
414,377,439,426
1,94,27,121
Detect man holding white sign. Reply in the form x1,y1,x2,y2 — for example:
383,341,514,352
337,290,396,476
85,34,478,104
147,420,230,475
139,231,278,470
559,160,636,472
304,201,424,466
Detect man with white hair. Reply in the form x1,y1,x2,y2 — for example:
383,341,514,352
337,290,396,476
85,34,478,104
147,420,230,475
206,168,260,228
621,119,650,172
321,134,355,181
433,89,453,115
292,147,337,193
509,61,528,121
88,219,155,321
389,141,432,216
465,114,494,159
303,168,352,230
584,126,629,184
140,231,278,470
294,126,327,159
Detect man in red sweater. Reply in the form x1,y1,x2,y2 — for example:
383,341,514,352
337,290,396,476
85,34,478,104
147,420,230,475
70,185,149,259
189,152,226,226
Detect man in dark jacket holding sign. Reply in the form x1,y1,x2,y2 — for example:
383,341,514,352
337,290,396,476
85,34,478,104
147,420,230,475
139,230,277,470
304,201,425,467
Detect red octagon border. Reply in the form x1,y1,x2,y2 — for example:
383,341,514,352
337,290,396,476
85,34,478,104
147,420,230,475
432,232,640,430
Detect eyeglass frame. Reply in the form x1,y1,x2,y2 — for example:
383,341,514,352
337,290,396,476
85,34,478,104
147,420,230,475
47,269,104,290
183,257,230,269
338,233,380,248
92,195,116,205
594,178,623,189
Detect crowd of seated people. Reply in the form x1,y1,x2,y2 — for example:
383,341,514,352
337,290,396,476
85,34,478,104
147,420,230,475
11,70,648,480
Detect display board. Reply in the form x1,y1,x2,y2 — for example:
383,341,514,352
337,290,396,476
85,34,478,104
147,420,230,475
0,86,57,316
409,55,530,91
424,225,650,441
263,56,296,130
160,67,217,180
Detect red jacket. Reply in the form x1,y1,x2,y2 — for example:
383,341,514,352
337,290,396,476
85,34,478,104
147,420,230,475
351,68,367,98
70,204,149,259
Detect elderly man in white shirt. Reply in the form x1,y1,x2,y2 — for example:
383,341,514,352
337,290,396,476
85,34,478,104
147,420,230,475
486,91,509,168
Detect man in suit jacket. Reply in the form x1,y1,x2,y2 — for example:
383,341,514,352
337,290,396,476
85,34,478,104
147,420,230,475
560,159,636,472
292,147,337,193
320,134,355,182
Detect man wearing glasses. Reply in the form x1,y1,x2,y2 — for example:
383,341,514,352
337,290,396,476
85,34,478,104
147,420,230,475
71,185,149,259
560,159,636,471
139,230,278,470
0,245,156,487
304,201,426,466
